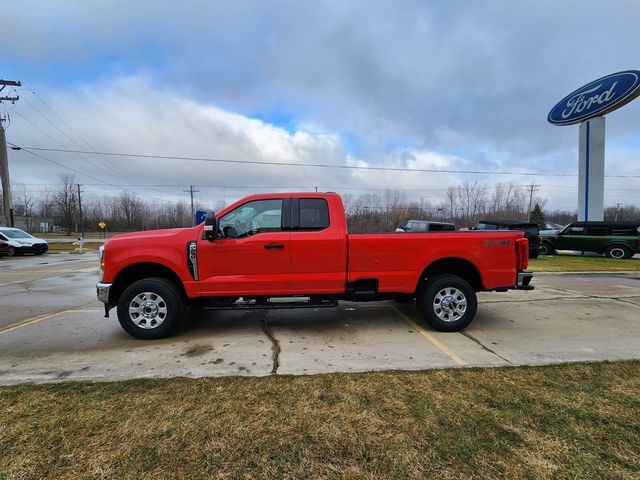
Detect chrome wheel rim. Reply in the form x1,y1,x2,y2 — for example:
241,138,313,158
539,244,548,255
128,292,168,329
433,287,467,323
609,248,626,259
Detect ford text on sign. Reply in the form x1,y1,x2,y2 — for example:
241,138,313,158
548,70,640,126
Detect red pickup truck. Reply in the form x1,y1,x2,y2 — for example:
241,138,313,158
97,192,533,339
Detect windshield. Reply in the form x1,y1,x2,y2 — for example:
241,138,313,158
0,228,34,239
218,199,283,238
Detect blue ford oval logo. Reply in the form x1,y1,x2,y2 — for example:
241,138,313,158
548,70,640,125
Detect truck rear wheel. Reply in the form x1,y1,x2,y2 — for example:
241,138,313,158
117,277,185,339
416,274,477,332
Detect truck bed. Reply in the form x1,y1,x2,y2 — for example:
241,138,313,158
347,231,523,293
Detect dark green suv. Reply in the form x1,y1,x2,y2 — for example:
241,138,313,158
540,221,640,259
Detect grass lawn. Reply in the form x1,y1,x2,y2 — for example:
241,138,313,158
530,254,640,272
1,361,639,479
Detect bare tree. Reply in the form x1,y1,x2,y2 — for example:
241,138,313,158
52,174,77,235
12,184,38,231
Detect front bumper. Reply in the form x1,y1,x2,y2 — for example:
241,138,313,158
20,243,49,254
96,282,112,303
515,270,534,290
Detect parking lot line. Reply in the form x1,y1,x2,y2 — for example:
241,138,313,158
393,307,466,366
0,266,98,287
0,304,99,336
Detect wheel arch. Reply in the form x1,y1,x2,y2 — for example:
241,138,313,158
416,257,483,293
109,262,186,303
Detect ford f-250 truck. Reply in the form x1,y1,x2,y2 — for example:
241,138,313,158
97,192,533,339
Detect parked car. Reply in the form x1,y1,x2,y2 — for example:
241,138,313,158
97,192,533,339
539,221,640,258
0,239,10,257
472,220,541,259
395,220,456,232
0,227,49,256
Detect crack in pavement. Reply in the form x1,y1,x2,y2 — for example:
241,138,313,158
603,297,640,308
460,331,512,363
260,313,280,375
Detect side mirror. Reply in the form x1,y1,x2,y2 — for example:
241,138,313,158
203,212,217,241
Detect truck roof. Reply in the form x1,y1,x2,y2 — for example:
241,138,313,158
216,192,343,216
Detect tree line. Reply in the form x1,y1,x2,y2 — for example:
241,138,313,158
3,174,639,234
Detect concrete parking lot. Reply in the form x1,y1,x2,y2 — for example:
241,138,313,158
0,253,639,384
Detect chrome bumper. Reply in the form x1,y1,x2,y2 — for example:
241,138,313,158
96,282,112,303
516,271,534,290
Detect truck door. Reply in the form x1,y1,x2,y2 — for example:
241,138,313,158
555,225,584,251
289,197,346,294
197,198,291,296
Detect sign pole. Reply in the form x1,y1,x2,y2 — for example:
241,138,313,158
577,117,605,221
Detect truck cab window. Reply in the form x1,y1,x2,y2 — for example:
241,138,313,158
218,199,283,238
299,199,329,230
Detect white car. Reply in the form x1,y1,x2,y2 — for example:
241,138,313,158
0,227,49,256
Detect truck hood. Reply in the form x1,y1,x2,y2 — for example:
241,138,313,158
108,227,197,244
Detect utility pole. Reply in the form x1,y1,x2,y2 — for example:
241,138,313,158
184,185,199,225
77,183,84,253
527,183,540,222
0,79,21,227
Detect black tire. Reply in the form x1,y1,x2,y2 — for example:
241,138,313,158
7,246,17,257
605,245,630,260
416,274,477,332
529,251,539,259
539,241,555,256
117,277,185,339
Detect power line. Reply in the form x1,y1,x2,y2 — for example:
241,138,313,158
19,96,126,180
24,84,107,154
9,144,112,185
18,145,640,179
16,145,625,178
12,181,640,193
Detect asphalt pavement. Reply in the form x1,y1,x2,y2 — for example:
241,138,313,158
0,253,639,384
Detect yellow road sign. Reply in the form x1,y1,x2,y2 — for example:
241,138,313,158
98,221,106,229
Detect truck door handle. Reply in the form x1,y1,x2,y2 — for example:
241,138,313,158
264,243,285,249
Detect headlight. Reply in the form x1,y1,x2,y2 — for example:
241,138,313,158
18,240,30,245
98,245,105,278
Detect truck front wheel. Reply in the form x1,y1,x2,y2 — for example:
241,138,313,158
539,241,555,256
416,274,477,332
117,278,185,339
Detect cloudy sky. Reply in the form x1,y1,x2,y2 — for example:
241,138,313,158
1,0,639,210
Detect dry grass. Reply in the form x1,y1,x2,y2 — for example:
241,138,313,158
1,361,639,479
44,243,99,254
530,254,640,272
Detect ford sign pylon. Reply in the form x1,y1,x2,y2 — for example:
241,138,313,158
549,70,640,221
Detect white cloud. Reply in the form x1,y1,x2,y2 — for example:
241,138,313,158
7,76,466,206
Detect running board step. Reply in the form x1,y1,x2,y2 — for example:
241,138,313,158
202,297,338,311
